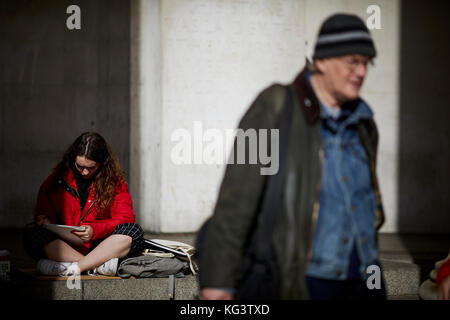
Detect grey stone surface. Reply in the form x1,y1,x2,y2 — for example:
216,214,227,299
7,279,83,300
52,280,85,300
7,275,199,300
380,259,421,296
173,274,200,300
81,276,199,300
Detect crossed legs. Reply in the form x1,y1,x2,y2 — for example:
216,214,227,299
23,223,144,273
43,234,132,273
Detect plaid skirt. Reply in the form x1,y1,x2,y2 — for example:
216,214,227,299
23,222,144,261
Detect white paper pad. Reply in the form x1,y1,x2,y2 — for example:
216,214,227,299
43,223,86,246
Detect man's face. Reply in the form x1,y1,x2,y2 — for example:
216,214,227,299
315,54,372,103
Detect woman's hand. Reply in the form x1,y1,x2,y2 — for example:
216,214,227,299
35,215,50,226
72,225,94,242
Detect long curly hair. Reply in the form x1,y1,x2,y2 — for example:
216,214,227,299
54,132,125,212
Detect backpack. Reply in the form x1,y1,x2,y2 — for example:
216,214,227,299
117,255,190,279
117,239,197,300
142,238,198,275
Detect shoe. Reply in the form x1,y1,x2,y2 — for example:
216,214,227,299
62,262,80,277
37,259,67,276
419,279,438,300
88,258,118,276
36,259,79,276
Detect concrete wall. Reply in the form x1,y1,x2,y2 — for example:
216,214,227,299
131,0,306,232
1,0,448,233
161,0,305,232
131,0,449,234
0,0,130,228
130,0,163,232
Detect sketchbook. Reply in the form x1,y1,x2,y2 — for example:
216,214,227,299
43,223,86,246
142,239,190,258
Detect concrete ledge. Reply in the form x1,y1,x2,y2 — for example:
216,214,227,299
381,259,421,297
5,275,199,300
4,258,426,300
2,262,425,300
2,231,447,300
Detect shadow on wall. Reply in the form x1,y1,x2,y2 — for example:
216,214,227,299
397,0,450,283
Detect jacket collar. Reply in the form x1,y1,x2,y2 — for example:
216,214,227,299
292,68,321,124
292,67,373,124
63,168,76,185
54,168,80,190
51,168,79,199
320,99,373,122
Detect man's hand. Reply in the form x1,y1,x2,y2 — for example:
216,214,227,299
438,275,450,300
72,225,93,242
200,288,234,300
35,215,50,226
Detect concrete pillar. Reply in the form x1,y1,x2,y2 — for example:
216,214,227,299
130,0,306,232
130,0,162,231
159,0,306,232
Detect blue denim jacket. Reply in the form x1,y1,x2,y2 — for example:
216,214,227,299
305,93,378,281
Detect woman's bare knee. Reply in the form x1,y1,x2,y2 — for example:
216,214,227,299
110,234,132,245
114,235,132,257
99,234,132,258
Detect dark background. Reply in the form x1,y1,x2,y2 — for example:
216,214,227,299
398,0,449,233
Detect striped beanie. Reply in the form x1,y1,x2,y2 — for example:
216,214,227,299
313,13,377,60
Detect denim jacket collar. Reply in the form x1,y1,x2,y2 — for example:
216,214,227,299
320,100,373,123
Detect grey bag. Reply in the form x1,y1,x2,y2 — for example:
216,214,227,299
117,255,190,279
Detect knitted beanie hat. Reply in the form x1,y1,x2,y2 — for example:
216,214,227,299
313,13,377,60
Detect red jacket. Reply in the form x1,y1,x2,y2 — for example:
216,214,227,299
35,169,135,254
436,257,450,286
